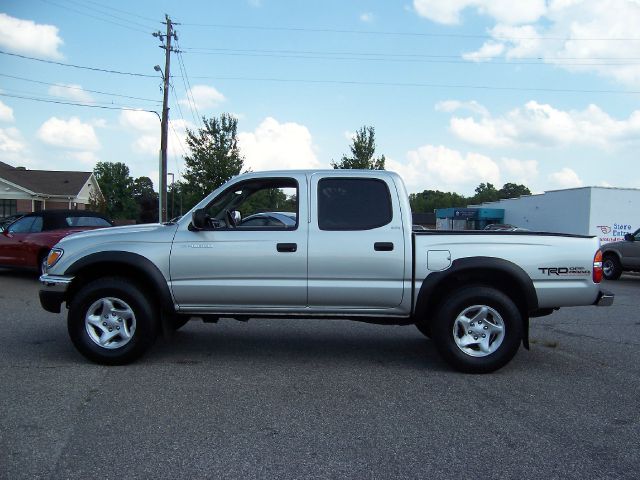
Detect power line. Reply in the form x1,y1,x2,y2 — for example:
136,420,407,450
0,85,157,108
169,83,189,128
178,22,640,41
60,0,157,30
181,46,640,61
0,73,161,103
39,0,151,34
82,0,159,23
0,92,160,113
188,74,640,95
180,49,640,66
174,45,202,127
0,50,158,77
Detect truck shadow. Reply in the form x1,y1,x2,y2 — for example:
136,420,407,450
152,322,452,372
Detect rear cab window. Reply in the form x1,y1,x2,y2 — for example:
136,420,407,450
317,178,393,231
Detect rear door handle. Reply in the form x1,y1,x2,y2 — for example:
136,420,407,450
374,242,394,251
277,243,297,252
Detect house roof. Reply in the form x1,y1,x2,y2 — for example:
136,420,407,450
0,161,93,196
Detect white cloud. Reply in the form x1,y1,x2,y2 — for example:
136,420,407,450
462,41,505,61
446,101,640,148
0,100,15,122
501,158,539,185
0,127,25,153
360,12,374,22
238,117,322,171
456,1,640,87
0,13,63,59
435,100,489,116
69,151,100,165
548,167,583,188
119,110,192,157
386,144,502,194
412,0,546,25
179,85,225,111
37,117,100,150
119,109,158,132
48,84,93,103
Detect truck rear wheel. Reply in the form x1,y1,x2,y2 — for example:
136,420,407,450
431,286,523,373
67,277,158,365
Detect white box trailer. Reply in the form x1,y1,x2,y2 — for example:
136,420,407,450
477,187,639,244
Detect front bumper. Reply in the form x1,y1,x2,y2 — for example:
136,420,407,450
39,274,74,313
594,289,615,307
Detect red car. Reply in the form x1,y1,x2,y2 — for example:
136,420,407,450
0,210,113,274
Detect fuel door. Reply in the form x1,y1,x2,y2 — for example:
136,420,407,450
427,250,451,271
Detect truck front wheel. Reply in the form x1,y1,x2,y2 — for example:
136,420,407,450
602,255,622,280
431,286,523,373
67,277,158,365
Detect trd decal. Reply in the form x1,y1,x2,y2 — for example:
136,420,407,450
538,267,591,276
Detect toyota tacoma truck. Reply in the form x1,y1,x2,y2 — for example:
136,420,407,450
39,170,614,373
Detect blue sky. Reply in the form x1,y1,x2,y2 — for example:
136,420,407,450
1,0,639,195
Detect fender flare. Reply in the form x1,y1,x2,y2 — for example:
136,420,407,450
65,251,175,314
415,256,538,348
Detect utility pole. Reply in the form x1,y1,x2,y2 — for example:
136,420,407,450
153,15,178,222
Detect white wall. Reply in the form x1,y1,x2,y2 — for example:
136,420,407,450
477,186,640,242
588,188,638,244
479,188,592,234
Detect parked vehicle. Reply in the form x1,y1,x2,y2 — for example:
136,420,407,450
0,210,113,274
39,170,613,372
239,211,296,228
0,213,26,230
600,228,640,280
484,224,529,231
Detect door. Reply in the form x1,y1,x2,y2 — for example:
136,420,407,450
170,175,308,309
307,175,406,309
0,215,41,266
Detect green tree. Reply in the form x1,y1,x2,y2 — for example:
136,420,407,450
471,182,500,204
93,162,138,220
498,182,531,199
331,126,385,170
410,189,469,212
133,176,158,223
181,114,244,209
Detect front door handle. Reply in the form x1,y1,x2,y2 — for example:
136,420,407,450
277,243,297,252
374,242,394,251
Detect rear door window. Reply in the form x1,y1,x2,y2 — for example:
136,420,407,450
317,178,392,231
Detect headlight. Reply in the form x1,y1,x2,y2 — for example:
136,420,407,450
46,248,64,269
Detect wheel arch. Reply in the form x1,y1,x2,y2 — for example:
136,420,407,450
601,248,623,262
64,251,175,316
414,257,538,347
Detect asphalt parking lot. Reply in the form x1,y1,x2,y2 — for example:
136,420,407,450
0,270,638,480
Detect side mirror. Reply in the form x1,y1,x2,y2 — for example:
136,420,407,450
191,209,209,230
624,233,634,242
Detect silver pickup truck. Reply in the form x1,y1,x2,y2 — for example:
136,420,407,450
39,170,613,372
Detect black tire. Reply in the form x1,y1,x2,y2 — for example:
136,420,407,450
415,322,431,338
67,277,158,365
603,255,622,280
431,286,523,373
